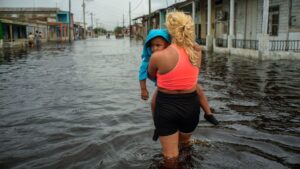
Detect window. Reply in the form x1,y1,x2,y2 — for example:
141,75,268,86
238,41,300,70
290,0,300,29
268,6,279,36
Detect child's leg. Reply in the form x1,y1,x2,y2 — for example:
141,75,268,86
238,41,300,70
197,85,219,125
151,89,160,141
196,85,212,115
151,88,158,118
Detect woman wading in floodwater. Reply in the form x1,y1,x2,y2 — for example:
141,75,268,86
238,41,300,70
148,11,204,168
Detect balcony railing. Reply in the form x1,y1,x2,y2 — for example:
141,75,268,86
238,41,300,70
269,40,300,52
216,38,228,48
232,39,258,50
196,38,206,46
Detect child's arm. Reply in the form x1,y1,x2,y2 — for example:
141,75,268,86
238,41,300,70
193,43,202,52
139,80,149,100
196,84,212,115
138,54,151,100
193,43,202,68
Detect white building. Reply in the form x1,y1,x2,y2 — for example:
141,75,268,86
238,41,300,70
210,0,300,59
134,0,300,59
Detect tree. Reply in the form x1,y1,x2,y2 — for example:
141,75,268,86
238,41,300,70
114,26,123,34
94,27,107,35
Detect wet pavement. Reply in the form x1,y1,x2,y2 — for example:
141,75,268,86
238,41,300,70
0,37,300,169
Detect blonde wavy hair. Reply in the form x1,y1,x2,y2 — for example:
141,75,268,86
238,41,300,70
166,11,199,67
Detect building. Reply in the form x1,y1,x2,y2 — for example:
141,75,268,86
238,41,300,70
131,22,144,40
0,8,56,47
74,22,84,40
0,8,76,48
132,0,300,59
48,11,74,41
211,0,300,59
132,15,149,41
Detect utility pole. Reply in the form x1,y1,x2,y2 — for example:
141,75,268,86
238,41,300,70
129,1,131,38
148,0,151,33
69,0,71,42
82,0,86,39
123,14,125,28
90,12,94,38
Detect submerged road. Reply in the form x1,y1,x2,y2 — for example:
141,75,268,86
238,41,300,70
0,37,299,169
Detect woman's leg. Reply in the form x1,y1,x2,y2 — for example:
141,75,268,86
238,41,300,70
159,132,179,157
159,132,179,168
179,131,193,161
179,132,192,148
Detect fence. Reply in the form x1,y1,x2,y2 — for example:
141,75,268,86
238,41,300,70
232,39,258,50
216,38,228,48
196,38,206,46
269,40,300,52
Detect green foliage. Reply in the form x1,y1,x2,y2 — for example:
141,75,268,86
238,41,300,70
94,27,107,34
114,26,123,34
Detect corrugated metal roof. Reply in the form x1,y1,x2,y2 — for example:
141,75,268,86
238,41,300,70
0,7,59,12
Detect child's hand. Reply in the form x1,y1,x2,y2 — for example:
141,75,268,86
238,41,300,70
141,90,149,100
193,43,202,52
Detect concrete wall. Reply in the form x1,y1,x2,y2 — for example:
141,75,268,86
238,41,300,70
263,51,300,60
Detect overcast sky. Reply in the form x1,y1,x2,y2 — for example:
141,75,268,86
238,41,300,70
0,0,183,30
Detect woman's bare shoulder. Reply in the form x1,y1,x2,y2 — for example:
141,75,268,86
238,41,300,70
161,45,177,56
151,45,176,61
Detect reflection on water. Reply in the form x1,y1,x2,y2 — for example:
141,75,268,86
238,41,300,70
0,37,299,169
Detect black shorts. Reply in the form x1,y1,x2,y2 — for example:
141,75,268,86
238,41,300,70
154,91,200,136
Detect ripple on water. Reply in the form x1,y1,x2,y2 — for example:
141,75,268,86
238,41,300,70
1,38,300,169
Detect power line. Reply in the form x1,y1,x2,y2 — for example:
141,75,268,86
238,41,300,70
131,0,144,12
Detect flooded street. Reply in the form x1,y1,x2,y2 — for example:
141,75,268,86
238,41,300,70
0,37,299,169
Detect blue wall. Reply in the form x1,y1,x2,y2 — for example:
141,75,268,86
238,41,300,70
57,11,70,23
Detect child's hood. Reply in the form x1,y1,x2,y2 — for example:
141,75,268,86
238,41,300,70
141,29,171,59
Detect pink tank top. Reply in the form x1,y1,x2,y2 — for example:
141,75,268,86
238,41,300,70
157,44,199,90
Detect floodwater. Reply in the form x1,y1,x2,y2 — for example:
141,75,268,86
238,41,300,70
0,37,299,169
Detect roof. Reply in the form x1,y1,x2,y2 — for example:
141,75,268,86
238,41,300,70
132,7,167,21
132,0,194,21
0,18,47,25
0,7,59,12
0,7,59,14
133,15,148,21
167,0,194,9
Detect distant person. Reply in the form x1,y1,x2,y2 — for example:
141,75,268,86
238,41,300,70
35,30,41,47
106,33,110,39
38,32,42,39
28,32,34,48
138,29,219,141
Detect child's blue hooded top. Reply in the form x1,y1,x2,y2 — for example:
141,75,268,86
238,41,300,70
138,29,171,81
